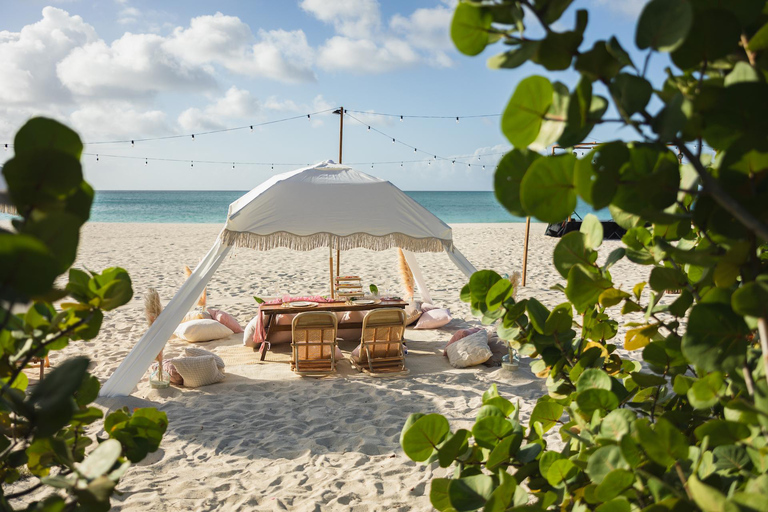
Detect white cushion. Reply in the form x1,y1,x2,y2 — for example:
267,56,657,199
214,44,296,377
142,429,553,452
172,356,225,387
414,308,452,329
184,347,225,369
182,309,211,323
243,315,259,347
445,330,491,368
175,319,233,342
404,302,422,326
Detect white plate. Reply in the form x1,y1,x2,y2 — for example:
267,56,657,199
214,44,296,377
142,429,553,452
351,299,376,305
290,301,318,308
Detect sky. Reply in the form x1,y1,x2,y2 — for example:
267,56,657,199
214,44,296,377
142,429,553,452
0,0,653,191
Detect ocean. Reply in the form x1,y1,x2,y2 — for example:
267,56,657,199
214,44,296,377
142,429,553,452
2,191,609,224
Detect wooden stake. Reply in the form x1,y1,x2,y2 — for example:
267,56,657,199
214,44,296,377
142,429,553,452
522,217,530,287
329,247,335,299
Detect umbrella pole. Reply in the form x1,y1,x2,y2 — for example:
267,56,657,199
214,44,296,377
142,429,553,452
522,217,530,287
336,249,340,278
329,247,335,299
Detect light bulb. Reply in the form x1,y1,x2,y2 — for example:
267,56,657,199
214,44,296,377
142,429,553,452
250,125,253,132
371,163,374,168
191,134,195,141
400,162,403,167
191,161,194,167
452,160,455,165
482,165,485,170
400,115,403,122
3,144,7,151
456,117,459,123
96,154,99,162
367,126,371,132
131,140,134,147
271,164,274,170
145,158,148,166
232,162,235,169
414,148,417,152
307,114,311,120
428,160,431,165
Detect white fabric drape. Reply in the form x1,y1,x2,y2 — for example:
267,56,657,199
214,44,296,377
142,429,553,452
442,243,477,278
401,250,433,305
99,237,231,397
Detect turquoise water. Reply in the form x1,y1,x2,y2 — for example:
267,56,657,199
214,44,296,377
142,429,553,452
2,191,609,223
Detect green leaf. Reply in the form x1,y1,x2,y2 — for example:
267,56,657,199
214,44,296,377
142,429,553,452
520,154,577,223
599,288,630,308
553,232,593,279
694,420,750,447
671,9,741,70
636,418,689,468
546,459,578,486
635,0,693,52
437,429,470,468
649,266,687,292
448,475,494,511
607,37,634,69
581,213,603,250
681,304,750,373
494,149,542,217
599,409,636,442
486,279,513,312
731,276,768,318
529,401,563,432
0,233,60,301
586,445,629,484
576,368,612,391
575,41,622,81
486,433,523,471
748,22,768,51
472,416,514,449
688,475,737,512
28,356,90,437
429,478,453,512
565,264,612,313
687,372,724,409
534,31,582,71
401,413,450,462
14,117,84,159
526,298,550,334
451,3,493,56
74,439,122,480
594,469,635,502
577,388,619,413
533,82,569,149
610,74,653,117
725,61,760,87
501,76,553,149
713,445,751,473
487,41,539,70
559,78,608,147
595,498,630,512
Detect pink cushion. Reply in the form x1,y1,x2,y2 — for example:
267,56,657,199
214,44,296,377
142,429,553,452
207,308,244,333
152,361,183,385
414,308,452,329
444,327,483,356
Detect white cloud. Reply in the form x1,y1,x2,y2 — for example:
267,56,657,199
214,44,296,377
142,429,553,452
69,102,170,140
164,13,316,83
0,7,97,105
178,86,259,132
300,0,381,38
317,37,419,73
117,7,141,25
390,4,454,68
57,32,218,98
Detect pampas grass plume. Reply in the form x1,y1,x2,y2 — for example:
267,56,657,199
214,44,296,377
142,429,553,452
397,249,415,300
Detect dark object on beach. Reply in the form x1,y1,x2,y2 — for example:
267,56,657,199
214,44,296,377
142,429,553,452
545,218,626,240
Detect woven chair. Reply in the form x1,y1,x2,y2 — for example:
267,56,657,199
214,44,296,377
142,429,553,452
291,311,339,376
351,308,408,376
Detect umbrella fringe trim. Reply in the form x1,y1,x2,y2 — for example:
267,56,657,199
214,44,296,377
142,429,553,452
220,229,450,253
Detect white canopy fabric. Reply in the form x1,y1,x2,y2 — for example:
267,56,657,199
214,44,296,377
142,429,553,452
99,161,477,397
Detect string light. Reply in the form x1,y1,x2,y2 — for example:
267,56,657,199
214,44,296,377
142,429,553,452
250,125,253,132
232,162,235,169
191,134,195,141
482,165,485,170
414,148,417,152
307,114,311,120
452,160,455,165
400,162,403,167
191,161,194,168
400,115,403,122
131,140,134,147
3,144,7,151
367,126,371,132
145,158,148,166
96,154,99,162
456,117,460,124
392,138,395,144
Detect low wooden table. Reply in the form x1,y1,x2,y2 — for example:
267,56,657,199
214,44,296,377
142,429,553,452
258,300,408,360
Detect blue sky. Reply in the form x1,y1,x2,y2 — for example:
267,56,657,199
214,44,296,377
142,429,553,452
0,0,653,191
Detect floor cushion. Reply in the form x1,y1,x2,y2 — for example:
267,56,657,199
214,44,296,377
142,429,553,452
208,308,243,333
445,330,491,368
414,308,452,329
175,319,233,342
172,356,225,387
243,315,259,347
182,310,211,323
184,347,225,369
444,327,484,355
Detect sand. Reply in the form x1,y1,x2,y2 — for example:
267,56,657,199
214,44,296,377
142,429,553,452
14,222,653,511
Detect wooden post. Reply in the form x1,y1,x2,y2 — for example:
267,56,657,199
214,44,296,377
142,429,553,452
338,106,344,164
522,217,530,287
329,247,335,299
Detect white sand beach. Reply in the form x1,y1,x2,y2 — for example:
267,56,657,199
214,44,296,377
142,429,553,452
29,222,650,511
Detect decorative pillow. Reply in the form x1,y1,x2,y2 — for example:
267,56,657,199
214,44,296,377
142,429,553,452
174,319,233,342
184,347,225,370
445,330,491,368
182,310,211,323
444,327,484,355
151,361,183,385
172,356,225,388
404,302,422,326
207,308,244,333
414,308,452,329
483,331,508,367
243,315,259,347
420,302,439,312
